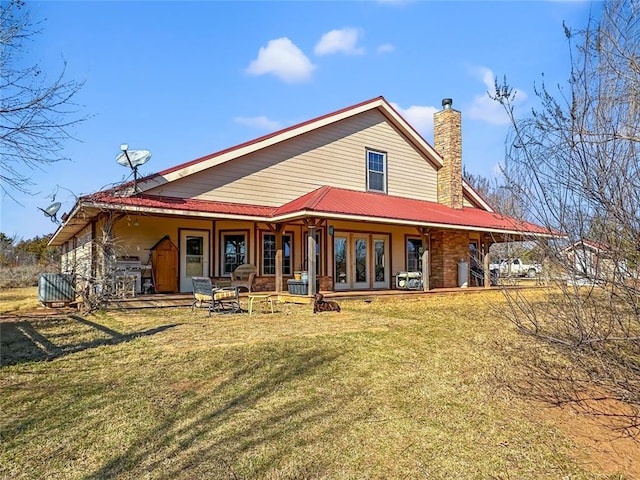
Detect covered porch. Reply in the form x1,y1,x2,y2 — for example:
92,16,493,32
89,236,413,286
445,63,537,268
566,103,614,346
50,186,551,299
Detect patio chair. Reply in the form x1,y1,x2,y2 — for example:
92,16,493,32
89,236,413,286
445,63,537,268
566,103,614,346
191,277,214,310
230,264,257,292
210,286,241,315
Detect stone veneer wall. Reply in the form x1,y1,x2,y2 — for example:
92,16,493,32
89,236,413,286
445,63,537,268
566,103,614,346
429,230,470,288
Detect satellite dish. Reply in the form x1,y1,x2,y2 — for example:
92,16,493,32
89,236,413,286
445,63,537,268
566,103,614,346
115,149,152,168
39,202,62,223
115,144,152,193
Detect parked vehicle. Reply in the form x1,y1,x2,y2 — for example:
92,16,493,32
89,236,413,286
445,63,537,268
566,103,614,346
490,258,542,278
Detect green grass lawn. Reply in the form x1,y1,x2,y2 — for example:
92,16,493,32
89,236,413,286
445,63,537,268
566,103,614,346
0,288,630,479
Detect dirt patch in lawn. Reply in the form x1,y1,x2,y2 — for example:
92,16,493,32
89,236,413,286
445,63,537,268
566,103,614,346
535,397,640,478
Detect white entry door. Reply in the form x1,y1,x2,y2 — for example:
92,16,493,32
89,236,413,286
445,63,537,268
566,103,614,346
180,230,210,292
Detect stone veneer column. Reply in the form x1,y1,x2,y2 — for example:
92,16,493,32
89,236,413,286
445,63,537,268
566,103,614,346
429,230,470,288
434,98,463,210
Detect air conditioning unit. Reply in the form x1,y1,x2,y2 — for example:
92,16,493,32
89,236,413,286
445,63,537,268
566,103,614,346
38,273,75,307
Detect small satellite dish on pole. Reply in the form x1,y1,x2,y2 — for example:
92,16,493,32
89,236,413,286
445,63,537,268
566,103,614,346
39,202,62,223
115,144,151,192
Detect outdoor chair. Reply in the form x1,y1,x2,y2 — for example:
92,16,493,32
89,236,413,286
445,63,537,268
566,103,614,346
230,264,257,292
210,286,241,315
191,277,214,310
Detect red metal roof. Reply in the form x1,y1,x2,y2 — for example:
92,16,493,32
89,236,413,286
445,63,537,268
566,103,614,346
90,193,275,217
273,186,550,234
88,186,551,235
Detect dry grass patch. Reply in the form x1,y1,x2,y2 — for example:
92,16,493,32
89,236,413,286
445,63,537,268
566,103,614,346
0,288,634,479
0,286,42,314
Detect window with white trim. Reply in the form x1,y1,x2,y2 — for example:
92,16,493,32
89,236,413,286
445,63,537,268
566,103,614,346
262,233,292,275
367,149,387,193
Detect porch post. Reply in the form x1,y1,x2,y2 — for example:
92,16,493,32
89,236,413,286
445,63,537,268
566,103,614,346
307,225,317,296
422,233,430,291
483,239,491,288
419,227,430,291
275,225,283,293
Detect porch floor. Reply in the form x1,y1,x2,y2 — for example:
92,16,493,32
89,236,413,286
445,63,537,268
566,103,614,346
105,285,516,309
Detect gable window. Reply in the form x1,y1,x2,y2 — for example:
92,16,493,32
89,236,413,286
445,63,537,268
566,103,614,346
367,149,387,193
222,233,246,275
262,233,292,275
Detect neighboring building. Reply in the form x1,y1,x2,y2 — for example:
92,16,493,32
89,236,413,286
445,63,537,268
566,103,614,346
49,96,550,294
562,239,628,281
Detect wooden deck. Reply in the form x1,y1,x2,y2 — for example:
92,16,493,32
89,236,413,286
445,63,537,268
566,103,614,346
105,286,515,310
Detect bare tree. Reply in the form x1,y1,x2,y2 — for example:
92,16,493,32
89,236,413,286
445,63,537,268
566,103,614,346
1,0,86,197
492,0,640,430
463,166,528,220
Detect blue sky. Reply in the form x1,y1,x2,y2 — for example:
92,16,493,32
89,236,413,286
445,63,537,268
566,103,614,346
1,0,597,240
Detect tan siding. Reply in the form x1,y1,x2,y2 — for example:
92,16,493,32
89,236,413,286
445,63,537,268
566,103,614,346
462,192,484,209
110,216,262,278
65,225,92,279
110,216,213,262
61,242,72,273
147,110,438,205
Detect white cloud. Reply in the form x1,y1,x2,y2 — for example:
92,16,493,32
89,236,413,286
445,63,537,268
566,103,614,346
390,102,438,136
234,115,283,131
376,43,395,54
246,37,316,83
314,28,365,56
466,66,527,125
493,162,505,177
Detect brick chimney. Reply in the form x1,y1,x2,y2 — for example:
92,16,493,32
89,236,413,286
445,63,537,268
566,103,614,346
434,98,463,209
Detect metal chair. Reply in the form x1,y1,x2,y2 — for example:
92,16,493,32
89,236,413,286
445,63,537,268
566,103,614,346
191,277,214,310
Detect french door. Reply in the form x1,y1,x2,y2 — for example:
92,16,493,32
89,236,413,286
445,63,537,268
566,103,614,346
334,233,389,290
179,230,210,292
372,237,388,289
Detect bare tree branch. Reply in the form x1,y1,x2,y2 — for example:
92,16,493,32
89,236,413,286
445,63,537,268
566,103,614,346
0,0,87,197
493,0,640,432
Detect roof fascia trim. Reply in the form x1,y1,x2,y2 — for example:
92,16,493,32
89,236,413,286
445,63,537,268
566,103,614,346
48,200,90,246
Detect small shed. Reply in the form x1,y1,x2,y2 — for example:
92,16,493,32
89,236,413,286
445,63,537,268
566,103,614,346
151,236,178,293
